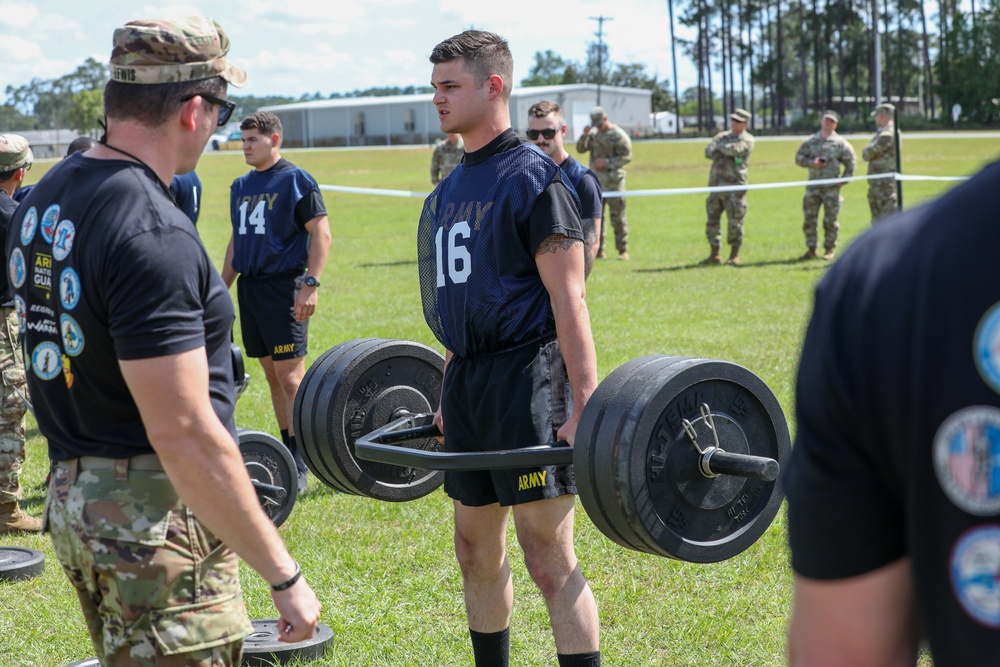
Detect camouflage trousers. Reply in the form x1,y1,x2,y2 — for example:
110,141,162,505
868,181,898,223
47,459,253,666
598,178,628,254
0,307,28,502
802,186,843,249
705,191,748,246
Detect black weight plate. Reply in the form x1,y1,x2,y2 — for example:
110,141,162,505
0,545,44,582
295,339,379,494
586,356,702,556
238,428,298,528
241,618,334,666
308,339,445,501
623,359,790,563
575,356,683,554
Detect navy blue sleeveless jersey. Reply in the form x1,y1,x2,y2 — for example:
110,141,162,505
229,159,326,277
170,170,202,225
417,130,583,358
559,155,602,221
5,155,236,460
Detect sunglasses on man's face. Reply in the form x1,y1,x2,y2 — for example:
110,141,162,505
182,92,236,126
526,128,558,140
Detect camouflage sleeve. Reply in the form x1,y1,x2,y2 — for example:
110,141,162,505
840,140,857,179
795,139,813,168
705,140,718,159
430,147,441,185
607,132,632,171
863,133,892,162
717,136,753,158
576,132,593,153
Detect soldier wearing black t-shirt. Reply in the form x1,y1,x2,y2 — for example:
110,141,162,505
418,30,601,667
5,17,320,665
785,162,1000,665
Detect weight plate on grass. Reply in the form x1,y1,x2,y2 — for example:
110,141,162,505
293,339,445,501
596,358,790,563
0,545,44,582
241,619,334,666
238,428,298,528
64,660,99,667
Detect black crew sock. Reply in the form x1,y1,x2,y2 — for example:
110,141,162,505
469,628,510,667
287,434,298,457
280,429,290,447
557,651,601,667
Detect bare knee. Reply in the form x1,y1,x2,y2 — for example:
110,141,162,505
454,531,505,578
522,543,578,599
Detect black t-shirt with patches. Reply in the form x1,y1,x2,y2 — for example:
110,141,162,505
786,160,1000,665
6,154,236,460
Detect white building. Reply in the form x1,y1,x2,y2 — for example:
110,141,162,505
650,111,682,134
260,83,653,148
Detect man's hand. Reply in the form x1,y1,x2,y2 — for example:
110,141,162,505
593,157,607,170
271,579,323,644
294,285,318,321
556,411,581,447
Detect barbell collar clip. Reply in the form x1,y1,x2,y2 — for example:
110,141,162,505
699,446,780,482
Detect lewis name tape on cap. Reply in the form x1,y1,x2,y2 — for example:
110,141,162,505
293,338,790,564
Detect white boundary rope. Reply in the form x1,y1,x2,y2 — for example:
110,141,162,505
319,172,970,200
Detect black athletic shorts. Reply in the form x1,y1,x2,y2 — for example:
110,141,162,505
236,273,308,361
442,337,576,507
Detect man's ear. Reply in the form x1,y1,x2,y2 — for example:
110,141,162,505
179,96,200,131
486,74,504,100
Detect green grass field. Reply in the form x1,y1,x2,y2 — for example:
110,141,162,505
2,132,995,666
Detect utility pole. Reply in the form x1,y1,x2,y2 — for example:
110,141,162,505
589,15,612,106
667,0,681,135
873,0,882,105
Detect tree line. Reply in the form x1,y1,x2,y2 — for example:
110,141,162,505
4,2,997,137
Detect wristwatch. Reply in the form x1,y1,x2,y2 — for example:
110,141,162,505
303,276,320,288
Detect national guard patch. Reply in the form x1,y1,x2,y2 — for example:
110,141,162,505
8,247,25,289
974,301,1000,395
934,407,1000,515
951,525,1000,627
40,204,59,244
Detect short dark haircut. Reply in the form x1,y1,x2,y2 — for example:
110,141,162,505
104,76,226,127
528,101,563,120
66,136,98,157
0,168,19,182
241,111,282,137
430,30,513,101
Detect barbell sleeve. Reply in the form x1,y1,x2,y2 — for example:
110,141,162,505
699,448,779,482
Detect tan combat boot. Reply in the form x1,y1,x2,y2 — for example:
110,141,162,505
822,246,836,260
0,500,42,534
726,244,741,265
699,245,722,265
799,247,818,260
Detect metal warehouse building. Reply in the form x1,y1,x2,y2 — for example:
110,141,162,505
260,84,652,148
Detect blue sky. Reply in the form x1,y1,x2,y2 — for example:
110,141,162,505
0,0,697,99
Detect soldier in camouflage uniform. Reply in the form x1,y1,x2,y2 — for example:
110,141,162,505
701,109,755,266
0,134,37,533
863,103,898,223
795,110,857,260
577,106,633,260
430,133,464,185
8,17,321,665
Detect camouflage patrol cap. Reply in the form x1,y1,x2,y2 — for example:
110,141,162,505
730,108,751,123
0,134,32,171
822,110,840,122
590,106,607,123
109,16,247,87
871,103,895,116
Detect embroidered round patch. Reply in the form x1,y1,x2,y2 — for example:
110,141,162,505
60,314,84,357
974,302,1000,395
40,205,59,244
52,219,75,261
951,525,1000,627
934,407,1000,515
19,206,37,246
8,248,25,290
31,342,62,381
59,267,81,311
